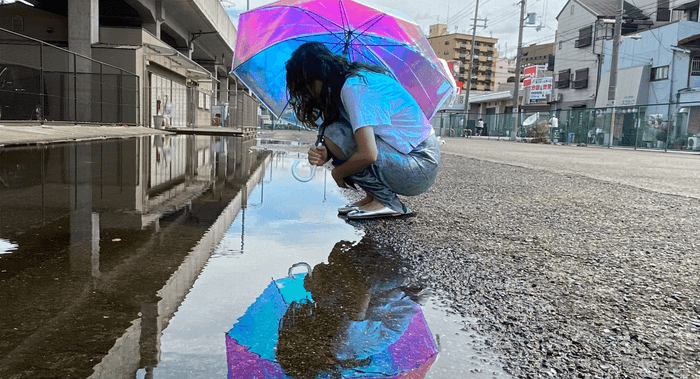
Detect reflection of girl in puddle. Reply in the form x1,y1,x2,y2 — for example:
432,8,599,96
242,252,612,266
276,241,423,378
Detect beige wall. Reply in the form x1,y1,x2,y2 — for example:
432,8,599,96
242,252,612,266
554,1,601,107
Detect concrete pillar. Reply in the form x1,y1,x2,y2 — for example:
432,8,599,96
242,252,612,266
68,0,98,57
69,143,100,277
144,1,164,38
220,75,230,126
68,0,98,122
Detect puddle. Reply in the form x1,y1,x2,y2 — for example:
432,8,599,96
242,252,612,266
422,299,509,378
256,138,313,146
135,152,509,379
0,238,18,255
0,135,508,378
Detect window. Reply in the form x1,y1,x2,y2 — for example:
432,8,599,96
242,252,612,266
556,69,570,88
657,0,670,21
575,26,593,48
651,65,669,80
571,5,574,14
445,41,450,45
559,41,563,50
12,16,23,32
573,68,589,89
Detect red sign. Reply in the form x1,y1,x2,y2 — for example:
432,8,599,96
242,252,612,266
523,78,531,87
455,81,462,93
524,65,537,77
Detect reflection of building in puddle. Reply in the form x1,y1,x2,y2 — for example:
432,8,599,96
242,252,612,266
0,135,270,378
226,238,437,379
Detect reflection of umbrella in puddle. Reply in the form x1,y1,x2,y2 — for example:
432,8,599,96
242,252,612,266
225,264,438,378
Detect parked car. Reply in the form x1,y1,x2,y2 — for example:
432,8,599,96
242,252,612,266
0,64,47,120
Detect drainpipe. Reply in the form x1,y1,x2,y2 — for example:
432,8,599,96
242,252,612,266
594,20,604,108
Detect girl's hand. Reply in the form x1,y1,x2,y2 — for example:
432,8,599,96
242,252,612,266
308,145,328,166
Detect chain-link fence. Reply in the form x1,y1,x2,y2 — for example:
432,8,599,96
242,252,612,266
431,102,700,152
0,27,139,124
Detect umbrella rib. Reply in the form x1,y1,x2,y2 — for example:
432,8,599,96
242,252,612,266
368,45,437,113
350,14,386,45
338,0,350,33
299,10,346,45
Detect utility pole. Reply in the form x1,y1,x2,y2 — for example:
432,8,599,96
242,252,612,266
512,0,526,139
606,0,623,147
463,0,480,113
464,0,485,119
607,0,623,106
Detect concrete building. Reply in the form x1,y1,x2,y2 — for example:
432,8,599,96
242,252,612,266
596,20,700,148
0,0,259,129
520,42,555,73
552,0,691,111
494,56,515,92
428,23,498,92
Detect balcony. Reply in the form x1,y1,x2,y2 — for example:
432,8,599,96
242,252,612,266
572,78,588,89
556,79,570,89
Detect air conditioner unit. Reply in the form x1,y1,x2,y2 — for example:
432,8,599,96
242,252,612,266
688,136,700,150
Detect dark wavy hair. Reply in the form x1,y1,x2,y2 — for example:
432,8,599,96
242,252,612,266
285,42,386,129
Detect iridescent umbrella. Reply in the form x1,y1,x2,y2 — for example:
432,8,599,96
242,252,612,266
231,0,455,123
225,268,439,378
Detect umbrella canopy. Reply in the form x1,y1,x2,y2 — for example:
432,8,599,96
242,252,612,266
225,273,438,378
522,112,539,127
232,0,455,123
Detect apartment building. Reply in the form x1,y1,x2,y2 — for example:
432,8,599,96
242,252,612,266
494,56,515,92
428,23,498,92
520,42,555,73
551,0,690,110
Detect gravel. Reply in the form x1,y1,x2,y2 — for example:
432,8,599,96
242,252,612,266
263,130,700,378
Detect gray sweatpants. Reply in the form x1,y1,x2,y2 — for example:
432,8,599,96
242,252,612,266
324,120,440,214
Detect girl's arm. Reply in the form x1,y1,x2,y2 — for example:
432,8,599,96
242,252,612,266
330,126,378,187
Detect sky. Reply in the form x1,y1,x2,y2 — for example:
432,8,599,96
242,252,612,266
222,0,570,58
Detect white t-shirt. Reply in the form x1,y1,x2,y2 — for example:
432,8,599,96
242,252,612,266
339,71,432,154
549,117,559,128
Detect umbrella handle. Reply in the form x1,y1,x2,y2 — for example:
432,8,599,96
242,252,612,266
291,159,316,182
291,141,324,182
288,262,312,277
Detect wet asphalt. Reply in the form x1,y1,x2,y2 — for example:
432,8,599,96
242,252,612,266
352,137,700,378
